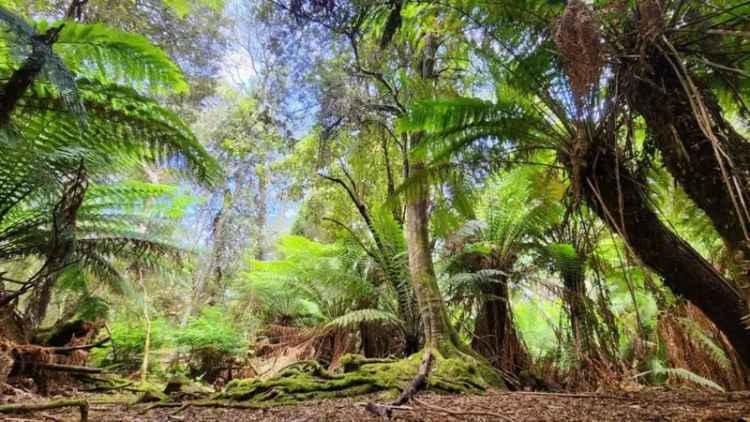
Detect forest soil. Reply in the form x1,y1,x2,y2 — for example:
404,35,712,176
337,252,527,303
1,389,749,421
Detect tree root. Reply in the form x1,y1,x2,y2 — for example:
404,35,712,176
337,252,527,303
365,350,433,419
0,399,89,422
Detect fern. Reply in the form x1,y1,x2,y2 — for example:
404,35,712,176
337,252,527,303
16,78,219,183
677,317,732,370
325,308,402,329
637,366,726,392
37,21,189,94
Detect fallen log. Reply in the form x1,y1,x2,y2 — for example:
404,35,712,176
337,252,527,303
47,337,110,355
38,363,103,374
0,399,89,422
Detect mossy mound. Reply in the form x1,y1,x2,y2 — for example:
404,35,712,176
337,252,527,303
221,350,504,404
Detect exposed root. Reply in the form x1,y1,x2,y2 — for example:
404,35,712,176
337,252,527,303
365,350,433,419
0,399,89,422
220,348,503,416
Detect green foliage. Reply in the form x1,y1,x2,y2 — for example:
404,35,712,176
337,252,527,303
175,306,246,355
241,235,377,325
325,309,402,330
636,361,726,392
92,317,171,372
38,21,189,94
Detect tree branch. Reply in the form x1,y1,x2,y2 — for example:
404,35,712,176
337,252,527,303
0,25,64,127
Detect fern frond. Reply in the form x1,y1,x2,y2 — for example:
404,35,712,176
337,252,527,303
677,317,732,370
325,308,402,329
637,366,726,392
17,79,219,183
39,21,189,94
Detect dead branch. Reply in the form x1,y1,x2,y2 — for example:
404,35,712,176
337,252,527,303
0,399,89,422
45,337,110,355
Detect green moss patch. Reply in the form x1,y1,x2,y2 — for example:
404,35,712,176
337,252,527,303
221,350,504,405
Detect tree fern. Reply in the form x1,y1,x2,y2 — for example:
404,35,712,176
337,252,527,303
325,308,402,329
636,366,726,392
37,21,189,94
677,317,732,370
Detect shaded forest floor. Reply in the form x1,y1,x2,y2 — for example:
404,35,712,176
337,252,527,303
2,389,750,421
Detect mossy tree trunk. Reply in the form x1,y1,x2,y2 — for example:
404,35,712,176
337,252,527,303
403,33,467,354
405,157,458,352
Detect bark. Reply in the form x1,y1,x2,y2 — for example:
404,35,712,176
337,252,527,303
405,158,452,349
562,263,593,354
471,275,526,375
23,169,87,330
579,140,750,366
403,33,467,353
0,28,62,127
320,173,422,353
622,47,750,300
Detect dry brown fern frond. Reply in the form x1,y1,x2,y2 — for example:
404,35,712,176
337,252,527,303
554,0,605,108
637,0,664,43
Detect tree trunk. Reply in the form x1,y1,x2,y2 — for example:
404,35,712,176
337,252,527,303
578,140,750,367
562,263,592,355
405,161,447,348
24,169,87,330
138,268,151,383
0,29,61,127
471,275,526,375
622,48,750,301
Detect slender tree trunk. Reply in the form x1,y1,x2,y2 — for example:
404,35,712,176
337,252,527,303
403,33,468,353
578,139,750,366
24,169,87,330
138,268,151,383
405,157,453,350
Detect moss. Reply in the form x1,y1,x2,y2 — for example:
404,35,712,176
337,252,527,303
133,381,168,402
221,349,504,405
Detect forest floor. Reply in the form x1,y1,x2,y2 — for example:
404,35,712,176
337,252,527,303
2,389,750,421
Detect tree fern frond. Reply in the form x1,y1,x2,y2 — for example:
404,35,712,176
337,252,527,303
325,308,402,329
677,317,732,370
38,21,189,94
17,79,220,183
637,366,726,392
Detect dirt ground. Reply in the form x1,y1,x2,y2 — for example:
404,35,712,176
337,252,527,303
2,389,750,421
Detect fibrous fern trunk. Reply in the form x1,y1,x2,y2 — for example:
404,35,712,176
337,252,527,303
471,276,527,376
577,138,750,367
622,46,750,304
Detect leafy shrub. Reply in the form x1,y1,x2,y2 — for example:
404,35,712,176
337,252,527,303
174,307,247,382
91,317,171,372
